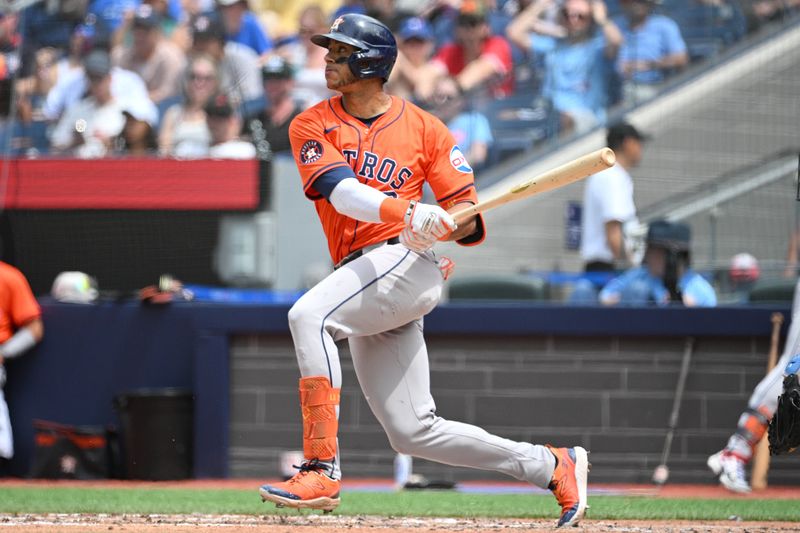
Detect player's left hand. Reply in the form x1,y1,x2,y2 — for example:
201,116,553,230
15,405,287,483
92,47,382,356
399,227,438,253
405,201,456,239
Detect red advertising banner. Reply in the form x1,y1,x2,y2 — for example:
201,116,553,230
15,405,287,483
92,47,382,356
0,158,260,210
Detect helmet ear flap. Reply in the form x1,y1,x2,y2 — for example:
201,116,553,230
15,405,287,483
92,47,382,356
348,47,394,80
349,48,378,79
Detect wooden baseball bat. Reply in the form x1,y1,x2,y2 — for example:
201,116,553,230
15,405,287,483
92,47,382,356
452,148,616,224
751,311,784,490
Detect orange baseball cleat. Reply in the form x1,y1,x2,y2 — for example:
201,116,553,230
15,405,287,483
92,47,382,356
546,445,590,527
259,460,341,512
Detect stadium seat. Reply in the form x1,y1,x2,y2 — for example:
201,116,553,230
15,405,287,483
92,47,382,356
447,273,549,301
747,277,797,303
480,96,553,165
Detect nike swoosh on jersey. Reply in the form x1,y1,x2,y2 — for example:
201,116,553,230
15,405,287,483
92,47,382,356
324,125,340,134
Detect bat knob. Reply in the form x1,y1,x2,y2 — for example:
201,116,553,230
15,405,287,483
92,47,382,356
601,147,616,167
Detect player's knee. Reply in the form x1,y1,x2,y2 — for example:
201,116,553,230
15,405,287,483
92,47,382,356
383,413,436,454
386,431,417,455
287,298,320,334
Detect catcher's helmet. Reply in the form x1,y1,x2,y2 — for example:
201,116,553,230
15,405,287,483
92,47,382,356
311,14,397,81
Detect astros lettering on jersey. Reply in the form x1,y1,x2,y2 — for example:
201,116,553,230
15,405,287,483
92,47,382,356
289,95,485,264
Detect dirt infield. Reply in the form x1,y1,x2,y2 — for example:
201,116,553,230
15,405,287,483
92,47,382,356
1,480,798,531
0,514,799,532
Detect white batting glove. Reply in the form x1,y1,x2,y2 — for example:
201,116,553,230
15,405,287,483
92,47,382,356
399,227,438,253
405,201,456,239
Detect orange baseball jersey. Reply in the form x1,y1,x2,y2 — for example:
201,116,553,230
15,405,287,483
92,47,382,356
289,95,485,264
0,261,40,344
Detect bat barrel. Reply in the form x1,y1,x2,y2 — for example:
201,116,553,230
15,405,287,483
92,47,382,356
452,147,616,223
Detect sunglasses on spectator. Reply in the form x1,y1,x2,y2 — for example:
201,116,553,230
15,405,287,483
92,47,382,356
562,10,590,20
190,72,215,82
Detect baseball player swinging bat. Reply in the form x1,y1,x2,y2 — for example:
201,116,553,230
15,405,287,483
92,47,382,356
452,148,616,224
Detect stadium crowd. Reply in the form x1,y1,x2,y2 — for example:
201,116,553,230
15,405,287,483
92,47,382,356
0,0,796,164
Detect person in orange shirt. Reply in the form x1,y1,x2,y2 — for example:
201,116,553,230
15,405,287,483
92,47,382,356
0,261,44,474
258,14,590,528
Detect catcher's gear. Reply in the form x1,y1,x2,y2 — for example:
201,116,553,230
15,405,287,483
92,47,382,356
768,372,800,455
311,14,397,81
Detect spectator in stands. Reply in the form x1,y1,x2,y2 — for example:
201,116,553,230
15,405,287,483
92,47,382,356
50,50,127,158
745,0,800,32
204,91,256,158
438,93,494,171
190,11,263,104
417,0,515,103
158,53,217,157
112,4,187,105
16,48,58,124
386,16,436,101
56,23,97,82
19,1,84,75
727,252,760,303
599,220,717,306
507,0,622,135
243,56,301,155
286,5,333,109
41,20,151,123
216,0,274,59
114,100,159,155
364,0,406,30
579,121,645,272
0,262,44,476
0,6,20,139
615,0,688,104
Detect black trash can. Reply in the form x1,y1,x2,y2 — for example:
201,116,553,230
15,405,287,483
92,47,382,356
113,388,194,480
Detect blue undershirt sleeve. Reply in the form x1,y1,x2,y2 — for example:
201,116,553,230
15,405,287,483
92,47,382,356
312,166,358,200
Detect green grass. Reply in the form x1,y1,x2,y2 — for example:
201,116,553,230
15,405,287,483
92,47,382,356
0,488,798,521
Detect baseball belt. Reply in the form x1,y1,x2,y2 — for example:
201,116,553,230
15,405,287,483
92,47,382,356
334,236,401,270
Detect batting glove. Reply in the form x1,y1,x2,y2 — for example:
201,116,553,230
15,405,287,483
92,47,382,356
399,227,438,253
404,201,456,239
437,256,455,280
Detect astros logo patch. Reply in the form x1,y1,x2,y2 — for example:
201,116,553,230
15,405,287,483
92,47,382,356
450,145,472,173
300,140,324,164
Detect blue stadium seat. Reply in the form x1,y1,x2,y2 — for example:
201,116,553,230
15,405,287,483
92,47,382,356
478,95,554,165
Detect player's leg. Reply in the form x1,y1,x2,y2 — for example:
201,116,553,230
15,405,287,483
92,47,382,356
709,279,800,492
260,244,437,510
349,321,589,527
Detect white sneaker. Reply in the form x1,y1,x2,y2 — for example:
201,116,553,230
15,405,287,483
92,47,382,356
707,450,751,493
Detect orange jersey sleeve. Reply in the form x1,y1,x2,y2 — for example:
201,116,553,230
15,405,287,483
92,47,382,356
289,96,486,264
0,262,41,343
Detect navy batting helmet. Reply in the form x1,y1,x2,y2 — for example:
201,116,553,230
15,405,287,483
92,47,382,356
311,14,397,81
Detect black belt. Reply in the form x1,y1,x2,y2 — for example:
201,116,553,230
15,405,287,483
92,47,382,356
335,237,400,270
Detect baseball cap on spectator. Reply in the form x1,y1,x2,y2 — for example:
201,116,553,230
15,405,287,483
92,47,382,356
121,97,159,127
217,0,247,6
132,4,161,29
261,56,293,80
606,122,650,149
457,0,487,25
399,17,433,41
191,12,226,41
729,253,760,283
646,220,690,252
84,49,112,78
205,92,236,118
